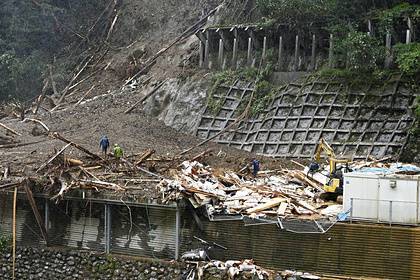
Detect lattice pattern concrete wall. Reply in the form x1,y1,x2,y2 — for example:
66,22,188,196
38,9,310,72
196,78,418,159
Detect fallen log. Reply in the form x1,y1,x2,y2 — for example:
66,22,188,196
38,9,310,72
52,55,95,111
52,132,103,160
74,85,95,107
0,140,46,149
134,149,155,165
125,80,166,114
0,182,21,190
36,143,71,173
191,149,212,162
0,122,21,136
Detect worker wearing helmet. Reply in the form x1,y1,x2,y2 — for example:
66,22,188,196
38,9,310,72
113,143,123,160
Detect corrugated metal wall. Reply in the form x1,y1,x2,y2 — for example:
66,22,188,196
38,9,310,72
180,209,420,279
111,205,177,259
48,200,105,252
0,194,177,259
0,193,44,247
2,192,420,279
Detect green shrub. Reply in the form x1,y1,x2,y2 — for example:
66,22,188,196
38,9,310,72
394,43,420,76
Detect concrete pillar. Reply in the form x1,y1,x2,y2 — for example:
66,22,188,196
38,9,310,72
408,17,414,41
406,29,411,44
278,36,283,69
104,204,111,254
247,37,252,66
218,38,224,68
199,41,204,68
294,35,299,71
385,32,392,68
311,34,316,70
328,34,334,68
174,205,181,260
368,20,373,36
232,38,238,69
262,36,267,63
204,39,210,68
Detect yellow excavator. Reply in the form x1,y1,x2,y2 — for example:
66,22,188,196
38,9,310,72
308,138,351,197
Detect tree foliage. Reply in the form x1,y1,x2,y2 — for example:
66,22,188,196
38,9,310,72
0,0,107,102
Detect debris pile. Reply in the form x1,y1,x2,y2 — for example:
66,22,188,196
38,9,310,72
158,161,343,220
0,132,171,202
185,259,320,280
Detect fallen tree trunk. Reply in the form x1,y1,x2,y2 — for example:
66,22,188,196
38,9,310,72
36,143,71,173
134,149,155,165
52,132,103,160
52,55,95,111
74,85,95,107
125,80,166,114
0,140,46,149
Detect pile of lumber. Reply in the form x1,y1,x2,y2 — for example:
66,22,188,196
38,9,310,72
158,161,343,220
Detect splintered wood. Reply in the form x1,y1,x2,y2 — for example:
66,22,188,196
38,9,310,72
158,161,343,220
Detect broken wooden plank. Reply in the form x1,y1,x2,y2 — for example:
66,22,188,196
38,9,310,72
0,122,21,136
52,132,103,160
24,180,48,244
125,80,166,114
246,197,287,214
277,202,288,216
36,143,71,173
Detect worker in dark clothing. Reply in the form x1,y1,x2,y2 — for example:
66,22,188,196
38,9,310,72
252,159,260,177
99,136,110,158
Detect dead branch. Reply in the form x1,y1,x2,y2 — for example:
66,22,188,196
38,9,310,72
23,118,50,132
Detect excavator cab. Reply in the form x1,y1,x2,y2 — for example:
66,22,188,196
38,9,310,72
309,138,350,196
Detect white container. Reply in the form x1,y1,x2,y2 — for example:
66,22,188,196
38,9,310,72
343,172,420,224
